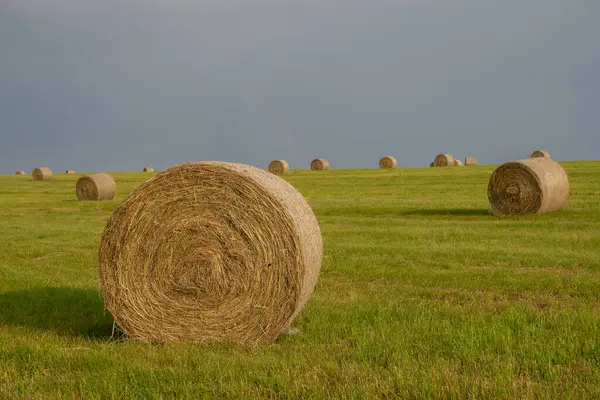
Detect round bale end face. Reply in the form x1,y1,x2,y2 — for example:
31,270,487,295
32,167,53,181
99,162,323,344
434,154,455,167
488,158,568,215
379,156,397,169
530,150,551,159
77,173,116,201
310,158,330,171
268,160,289,175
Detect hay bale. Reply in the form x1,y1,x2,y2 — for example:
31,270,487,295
15,171,26,176
530,150,551,159
379,156,397,169
454,159,463,166
65,170,76,174
310,158,330,171
488,158,569,215
430,162,435,167
99,161,323,344
434,154,455,167
465,157,478,166
143,167,155,172
268,160,289,175
32,167,52,181
76,173,116,201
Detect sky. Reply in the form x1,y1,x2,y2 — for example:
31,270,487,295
1,0,599,173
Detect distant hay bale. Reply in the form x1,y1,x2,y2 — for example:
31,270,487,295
99,161,323,344
76,173,116,201
465,157,478,166
268,160,289,175
488,158,569,215
15,171,26,176
143,167,155,172
530,150,551,159
454,159,463,166
65,170,76,174
430,162,435,167
32,167,52,181
433,154,455,167
379,156,397,169
310,158,330,171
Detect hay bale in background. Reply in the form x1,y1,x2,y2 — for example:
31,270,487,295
488,158,569,215
434,154,455,167
99,161,323,344
268,159,289,175
310,158,330,171
454,159,463,166
143,167,155,172
430,162,435,167
76,173,116,201
15,171,26,176
379,156,397,169
465,157,478,166
32,167,52,181
530,150,551,159
65,170,76,174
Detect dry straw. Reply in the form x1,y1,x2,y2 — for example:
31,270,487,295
15,171,26,176
143,167,155,172
268,160,289,175
488,158,569,215
434,154,455,167
310,158,330,171
454,159,463,166
530,150,551,159
99,161,323,344
465,157,478,166
379,156,397,169
65,170,76,174
32,167,52,181
76,173,116,201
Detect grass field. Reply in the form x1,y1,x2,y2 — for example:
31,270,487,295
1,162,600,399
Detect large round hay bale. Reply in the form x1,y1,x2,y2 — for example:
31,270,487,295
488,158,569,215
76,173,116,201
465,157,478,166
530,150,551,159
379,156,397,169
65,170,76,174
268,159,289,175
143,167,155,172
99,161,323,344
310,158,330,171
434,154,455,167
15,171,26,176
454,159,463,166
32,167,52,181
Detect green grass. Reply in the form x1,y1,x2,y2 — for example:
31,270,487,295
1,162,600,399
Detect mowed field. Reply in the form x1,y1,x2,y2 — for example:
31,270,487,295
1,161,600,399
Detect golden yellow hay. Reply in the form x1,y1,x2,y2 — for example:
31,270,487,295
99,162,323,344
379,156,397,169
465,157,478,166
310,158,330,171
76,173,116,201
433,154,455,167
268,160,289,175
32,167,52,181
530,150,551,159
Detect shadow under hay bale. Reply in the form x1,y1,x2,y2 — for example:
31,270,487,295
0,287,113,339
77,173,116,201
488,158,569,215
310,158,330,171
268,159,289,175
99,161,323,344
32,167,52,181
379,156,397,169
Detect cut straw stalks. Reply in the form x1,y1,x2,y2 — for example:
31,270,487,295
488,158,569,215
268,160,289,175
99,161,323,344
76,173,116,201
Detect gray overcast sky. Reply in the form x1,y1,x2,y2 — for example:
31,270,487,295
1,0,598,173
